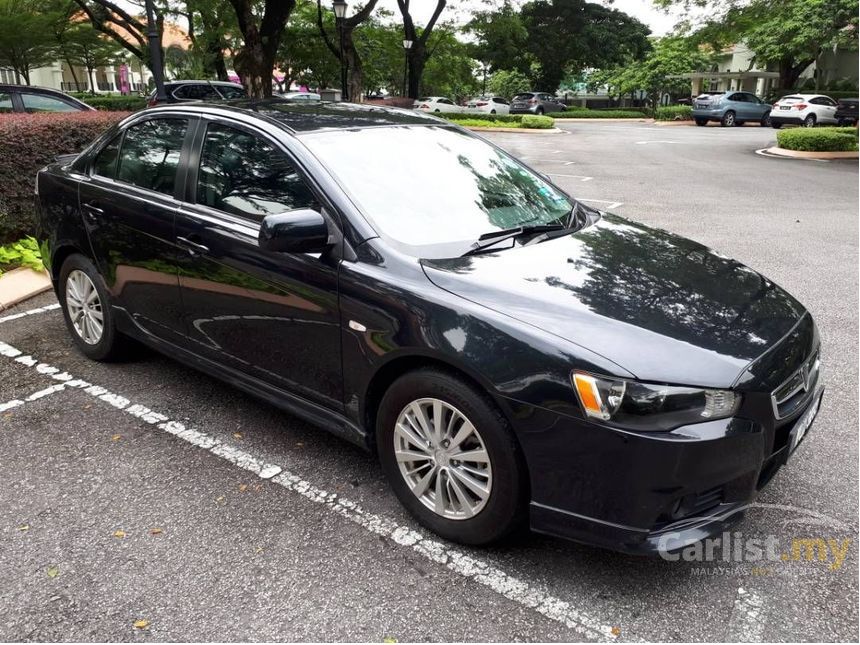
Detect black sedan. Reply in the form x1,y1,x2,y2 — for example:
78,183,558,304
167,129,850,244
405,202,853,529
35,100,824,553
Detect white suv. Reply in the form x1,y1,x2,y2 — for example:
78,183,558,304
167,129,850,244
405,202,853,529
770,94,839,128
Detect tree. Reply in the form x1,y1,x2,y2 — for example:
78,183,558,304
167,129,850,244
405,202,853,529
588,36,712,107
177,0,235,81
396,0,448,99
0,0,61,84
277,0,340,91
61,22,125,93
227,0,296,97
420,28,479,102
487,69,530,99
521,0,651,92
466,1,529,75
315,0,379,101
71,0,156,63
657,0,859,89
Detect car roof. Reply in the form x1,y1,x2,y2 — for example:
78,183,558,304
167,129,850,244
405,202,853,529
0,83,75,95
140,99,444,134
164,80,244,87
778,94,831,99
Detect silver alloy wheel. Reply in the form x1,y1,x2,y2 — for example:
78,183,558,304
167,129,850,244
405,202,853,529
394,398,493,520
65,269,104,345
724,111,735,126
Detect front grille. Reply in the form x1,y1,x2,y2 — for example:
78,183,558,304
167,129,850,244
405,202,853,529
771,350,820,420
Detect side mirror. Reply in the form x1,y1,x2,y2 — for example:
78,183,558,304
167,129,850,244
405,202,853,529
259,209,331,253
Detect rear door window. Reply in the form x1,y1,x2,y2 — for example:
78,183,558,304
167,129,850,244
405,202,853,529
93,134,122,179
21,93,79,112
215,85,247,99
116,118,188,196
173,84,220,100
195,123,316,222
0,91,13,113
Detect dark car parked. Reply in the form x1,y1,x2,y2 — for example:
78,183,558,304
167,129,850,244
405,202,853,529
35,100,824,553
835,98,859,126
147,80,247,106
509,92,566,115
0,84,93,114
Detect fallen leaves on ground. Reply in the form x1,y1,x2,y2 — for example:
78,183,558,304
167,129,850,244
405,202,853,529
611,627,621,637
16,524,29,531
46,565,59,578
113,530,126,538
238,484,248,492
149,528,163,536
233,432,243,439
111,434,122,441
133,619,150,630
215,496,225,504
383,637,398,643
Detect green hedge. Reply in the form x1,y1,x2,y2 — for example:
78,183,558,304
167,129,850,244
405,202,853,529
0,236,42,276
776,127,859,152
655,105,693,121
83,95,148,111
520,115,554,129
0,111,128,243
558,108,648,118
443,112,525,124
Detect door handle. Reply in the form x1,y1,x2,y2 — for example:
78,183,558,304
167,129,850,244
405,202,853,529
82,202,103,222
177,235,210,255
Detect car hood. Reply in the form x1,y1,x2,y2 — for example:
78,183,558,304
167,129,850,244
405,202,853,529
421,214,806,388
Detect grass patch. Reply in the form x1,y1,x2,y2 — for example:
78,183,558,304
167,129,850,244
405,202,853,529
776,126,859,152
0,236,43,277
442,114,554,128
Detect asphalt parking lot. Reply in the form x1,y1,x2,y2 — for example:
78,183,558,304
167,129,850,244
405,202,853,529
1,121,857,642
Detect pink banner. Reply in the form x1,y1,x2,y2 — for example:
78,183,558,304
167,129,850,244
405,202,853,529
119,64,130,95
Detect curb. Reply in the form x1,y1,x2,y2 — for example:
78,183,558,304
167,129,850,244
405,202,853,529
553,117,651,123
464,126,563,133
762,146,859,160
0,268,52,311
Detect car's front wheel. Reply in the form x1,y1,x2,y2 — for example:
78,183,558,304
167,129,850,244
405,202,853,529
803,114,817,127
58,254,131,361
771,121,783,129
695,118,708,126
377,369,527,545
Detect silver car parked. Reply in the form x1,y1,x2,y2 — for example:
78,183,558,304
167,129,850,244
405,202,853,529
509,91,566,115
691,91,772,127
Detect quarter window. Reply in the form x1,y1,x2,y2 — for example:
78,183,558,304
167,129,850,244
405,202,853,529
93,134,122,178
195,123,316,221
173,84,220,100
116,118,188,196
216,85,247,99
0,92,13,113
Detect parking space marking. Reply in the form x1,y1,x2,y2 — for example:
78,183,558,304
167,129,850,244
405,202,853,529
521,157,577,165
0,335,625,642
726,587,766,642
0,382,68,413
546,173,593,181
576,198,624,210
0,303,60,324
634,140,680,145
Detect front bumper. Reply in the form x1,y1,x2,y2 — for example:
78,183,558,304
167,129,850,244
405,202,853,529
521,384,823,554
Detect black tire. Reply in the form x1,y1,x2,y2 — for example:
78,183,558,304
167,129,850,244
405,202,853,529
760,112,771,127
694,118,708,126
58,253,131,361
771,121,783,129
803,114,816,128
721,110,736,127
535,107,544,115
490,109,496,114
376,368,527,545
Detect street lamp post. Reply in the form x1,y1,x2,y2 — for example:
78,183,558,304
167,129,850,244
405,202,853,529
402,39,413,98
333,0,348,102
144,0,167,102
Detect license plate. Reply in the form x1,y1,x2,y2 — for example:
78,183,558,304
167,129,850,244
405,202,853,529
789,391,823,455
780,106,791,110
696,103,708,109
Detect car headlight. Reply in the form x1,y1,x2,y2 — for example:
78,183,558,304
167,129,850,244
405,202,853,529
571,371,740,431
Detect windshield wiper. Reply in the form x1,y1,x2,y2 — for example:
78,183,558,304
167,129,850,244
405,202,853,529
463,224,566,256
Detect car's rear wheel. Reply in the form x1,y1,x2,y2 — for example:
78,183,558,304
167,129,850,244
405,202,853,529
771,121,783,129
376,369,527,545
721,110,736,127
803,114,816,127
760,112,771,127
535,107,544,115
58,254,131,361
695,118,708,126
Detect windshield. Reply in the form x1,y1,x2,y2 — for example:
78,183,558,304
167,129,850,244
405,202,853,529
301,125,574,255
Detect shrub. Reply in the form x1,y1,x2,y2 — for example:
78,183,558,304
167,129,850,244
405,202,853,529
82,95,147,111
520,115,554,129
443,112,525,124
0,111,128,243
655,105,693,121
0,236,43,276
776,127,859,152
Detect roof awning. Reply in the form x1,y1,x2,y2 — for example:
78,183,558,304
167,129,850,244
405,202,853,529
668,71,781,80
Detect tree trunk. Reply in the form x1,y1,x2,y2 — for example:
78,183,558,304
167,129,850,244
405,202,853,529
228,0,295,98
406,43,427,99
779,57,815,90
65,59,81,92
343,29,363,102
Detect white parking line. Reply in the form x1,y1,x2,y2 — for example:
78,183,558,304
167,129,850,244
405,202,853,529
0,335,625,642
546,173,593,181
577,198,624,210
634,140,680,145
0,303,60,324
726,587,766,642
521,157,577,165
0,382,68,413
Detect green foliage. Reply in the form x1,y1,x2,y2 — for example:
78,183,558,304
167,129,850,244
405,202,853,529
421,30,480,101
277,1,340,91
561,108,650,118
0,236,42,277
655,105,693,121
465,1,530,74
776,126,859,152
0,0,62,84
0,111,127,243
520,115,554,129
487,70,531,100
81,95,147,111
590,36,713,107
443,113,526,124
